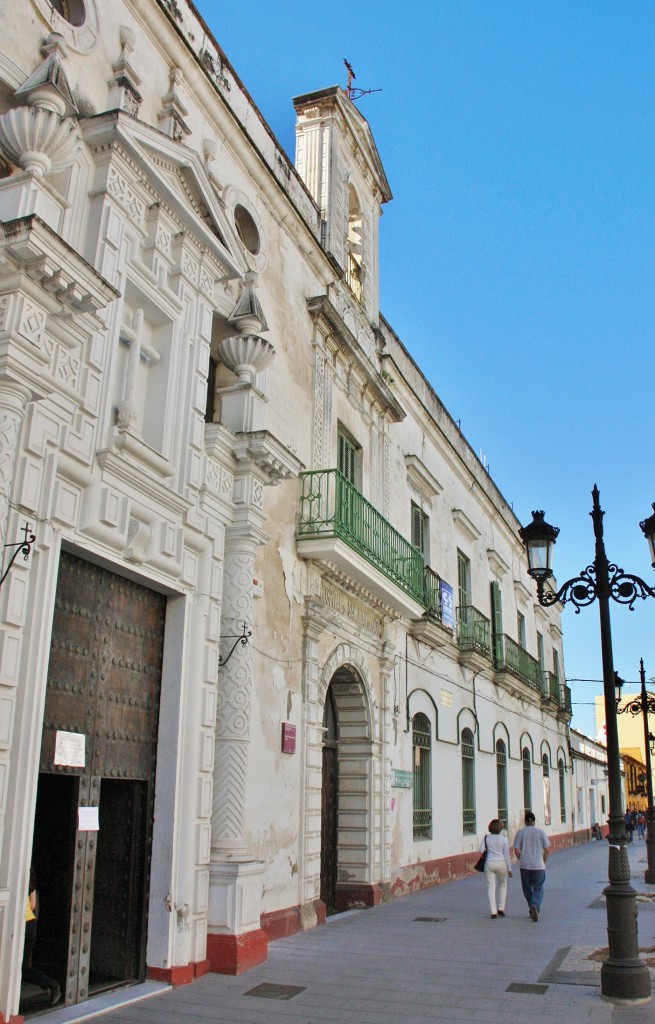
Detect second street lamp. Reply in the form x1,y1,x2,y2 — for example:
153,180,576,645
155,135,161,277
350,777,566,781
616,659,655,884
519,485,655,1004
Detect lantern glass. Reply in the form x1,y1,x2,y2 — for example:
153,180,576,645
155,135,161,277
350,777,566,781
519,511,559,581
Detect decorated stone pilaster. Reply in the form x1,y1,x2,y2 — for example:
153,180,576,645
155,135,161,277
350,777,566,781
0,380,32,551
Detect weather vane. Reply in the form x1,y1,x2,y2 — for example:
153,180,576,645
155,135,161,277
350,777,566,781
343,59,382,102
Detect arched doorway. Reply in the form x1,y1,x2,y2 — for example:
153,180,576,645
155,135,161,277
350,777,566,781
318,664,373,915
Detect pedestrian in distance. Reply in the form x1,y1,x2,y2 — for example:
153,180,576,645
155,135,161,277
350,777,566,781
624,808,634,843
637,812,645,840
512,811,549,922
479,818,512,919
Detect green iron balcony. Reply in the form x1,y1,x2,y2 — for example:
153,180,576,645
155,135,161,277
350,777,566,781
493,634,542,692
546,670,561,703
297,469,425,611
456,606,491,657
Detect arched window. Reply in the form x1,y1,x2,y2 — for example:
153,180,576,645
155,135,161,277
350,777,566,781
542,754,551,825
496,739,508,828
346,185,363,302
412,713,431,839
558,758,566,823
522,747,532,813
462,727,476,834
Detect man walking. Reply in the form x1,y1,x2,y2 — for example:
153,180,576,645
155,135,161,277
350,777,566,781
512,811,549,922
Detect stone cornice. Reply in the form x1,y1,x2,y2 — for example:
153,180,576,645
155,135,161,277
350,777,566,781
0,215,119,319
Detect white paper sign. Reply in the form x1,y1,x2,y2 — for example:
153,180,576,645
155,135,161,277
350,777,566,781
78,806,99,832
54,730,86,768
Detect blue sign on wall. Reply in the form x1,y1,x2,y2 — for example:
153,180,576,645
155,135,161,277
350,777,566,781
440,580,454,628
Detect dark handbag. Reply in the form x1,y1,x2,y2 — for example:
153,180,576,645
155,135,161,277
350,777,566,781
474,836,487,872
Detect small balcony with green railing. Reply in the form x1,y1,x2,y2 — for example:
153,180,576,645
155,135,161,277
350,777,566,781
456,606,492,658
297,469,443,616
493,634,543,693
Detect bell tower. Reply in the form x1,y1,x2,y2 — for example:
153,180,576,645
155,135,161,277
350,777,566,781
294,86,392,324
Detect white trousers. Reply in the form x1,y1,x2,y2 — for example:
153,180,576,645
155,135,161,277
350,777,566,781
485,859,508,915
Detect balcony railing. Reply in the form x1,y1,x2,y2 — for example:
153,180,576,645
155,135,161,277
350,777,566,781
297,469,425,603
494,634,542,692
562,683,572,715
423,565,442,620
346,252,362,302
546,670,561,702
456,606,491,656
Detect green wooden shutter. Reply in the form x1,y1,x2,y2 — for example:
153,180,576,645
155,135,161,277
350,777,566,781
490,581,503,666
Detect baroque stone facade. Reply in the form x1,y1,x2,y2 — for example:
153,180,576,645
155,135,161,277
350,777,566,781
0,3,575,1021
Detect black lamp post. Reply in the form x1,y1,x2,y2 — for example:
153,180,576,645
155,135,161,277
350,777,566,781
616,660,655,884
519,485,655,1004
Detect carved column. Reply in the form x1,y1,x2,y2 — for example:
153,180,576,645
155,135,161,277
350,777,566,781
206,516,268,974
212,534,256,857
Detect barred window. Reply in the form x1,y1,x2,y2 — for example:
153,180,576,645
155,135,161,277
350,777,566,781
558,758,566,823
543,753,551,825
496,739,508,828
412,713,432,839
462,727,476,834
523,747,532,813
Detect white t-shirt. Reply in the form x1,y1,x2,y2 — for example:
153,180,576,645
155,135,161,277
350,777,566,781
479,832,511,870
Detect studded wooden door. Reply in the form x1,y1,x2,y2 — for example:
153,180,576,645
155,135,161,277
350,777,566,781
33,552,166,1006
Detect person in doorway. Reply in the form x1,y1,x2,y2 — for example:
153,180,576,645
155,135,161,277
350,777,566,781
480,819,512,919
22,868,61,1007
512,811,549,922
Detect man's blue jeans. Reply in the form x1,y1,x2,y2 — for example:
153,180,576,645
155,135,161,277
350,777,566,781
520,868,546,911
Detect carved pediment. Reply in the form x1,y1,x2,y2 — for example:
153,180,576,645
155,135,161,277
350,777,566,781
82,113,247,280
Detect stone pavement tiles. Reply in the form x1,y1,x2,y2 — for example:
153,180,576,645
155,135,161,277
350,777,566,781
42,839,655,1024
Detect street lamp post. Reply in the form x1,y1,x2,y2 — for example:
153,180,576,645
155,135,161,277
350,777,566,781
519,485,655,1004
616,659,655,884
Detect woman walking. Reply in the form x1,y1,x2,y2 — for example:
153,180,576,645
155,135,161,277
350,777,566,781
480,819,512,918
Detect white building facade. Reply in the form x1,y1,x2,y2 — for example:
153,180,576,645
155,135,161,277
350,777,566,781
0,2,572,1019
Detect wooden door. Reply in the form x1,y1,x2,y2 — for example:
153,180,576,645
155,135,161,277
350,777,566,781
32,552,166,1006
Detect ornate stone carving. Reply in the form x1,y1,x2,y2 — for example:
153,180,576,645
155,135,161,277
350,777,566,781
216,335,275,384
0,34,79,177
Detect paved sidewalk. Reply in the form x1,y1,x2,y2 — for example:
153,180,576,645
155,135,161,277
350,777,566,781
39,839,655,1024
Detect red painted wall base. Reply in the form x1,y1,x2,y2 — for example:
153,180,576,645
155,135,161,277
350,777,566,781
206,929,268,975
146,959,209,986
0,1013,23,1023
336,881,386,912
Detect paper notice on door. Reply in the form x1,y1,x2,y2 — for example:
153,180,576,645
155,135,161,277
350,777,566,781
78,806,99,832
54,730,85,768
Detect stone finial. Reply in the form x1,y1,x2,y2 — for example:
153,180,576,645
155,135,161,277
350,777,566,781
227,273,268,335
158,66,190,142
0,33,79,176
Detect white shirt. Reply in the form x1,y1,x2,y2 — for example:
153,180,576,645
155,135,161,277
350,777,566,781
479,832,511,870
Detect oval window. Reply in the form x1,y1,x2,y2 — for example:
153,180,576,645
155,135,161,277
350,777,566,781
234,204,260,255
50,0,86,26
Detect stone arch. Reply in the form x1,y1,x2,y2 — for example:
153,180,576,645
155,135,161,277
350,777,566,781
303,640,380,917
492,721,511,759
456,707,478,745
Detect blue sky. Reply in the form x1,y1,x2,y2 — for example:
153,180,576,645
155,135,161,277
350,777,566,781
199,1,655,737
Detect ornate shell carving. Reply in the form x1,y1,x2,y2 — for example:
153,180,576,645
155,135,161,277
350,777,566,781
216,334,276,383
0,105,79,175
